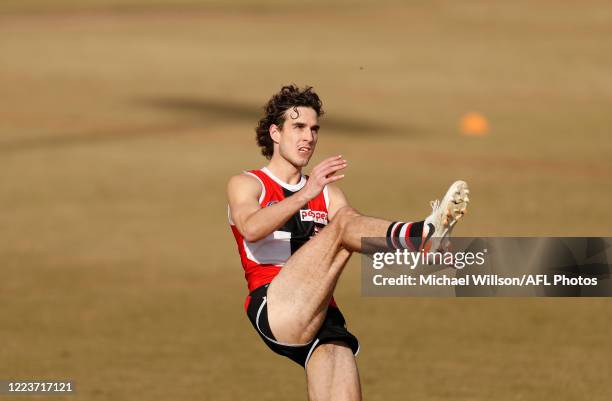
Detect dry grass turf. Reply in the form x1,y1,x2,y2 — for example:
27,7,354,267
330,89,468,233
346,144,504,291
1,1,611,400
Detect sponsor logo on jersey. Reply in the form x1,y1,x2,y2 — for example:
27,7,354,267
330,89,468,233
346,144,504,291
300,209,328,225
266,200,278,207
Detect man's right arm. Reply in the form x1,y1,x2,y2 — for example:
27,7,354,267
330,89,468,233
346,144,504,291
227,174,311,243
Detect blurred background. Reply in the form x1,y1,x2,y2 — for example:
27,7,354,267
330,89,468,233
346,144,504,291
1,1,611,400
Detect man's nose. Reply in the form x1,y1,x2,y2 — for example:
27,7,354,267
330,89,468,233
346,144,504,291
303,129,314,142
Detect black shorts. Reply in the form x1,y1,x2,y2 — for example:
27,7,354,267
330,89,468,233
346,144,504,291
246,284,360,368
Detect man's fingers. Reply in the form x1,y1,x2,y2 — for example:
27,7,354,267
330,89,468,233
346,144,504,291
324,155,343,164
313,155,346,174
313,161,345,176
324,174,345,184
316,155,342,168
321,160,348,174
319,163,348,179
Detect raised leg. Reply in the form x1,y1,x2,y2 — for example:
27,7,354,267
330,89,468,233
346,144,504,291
306,341,361,401
267,206,390,344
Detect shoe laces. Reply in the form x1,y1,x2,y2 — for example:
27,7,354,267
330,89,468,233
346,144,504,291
430,199,440,212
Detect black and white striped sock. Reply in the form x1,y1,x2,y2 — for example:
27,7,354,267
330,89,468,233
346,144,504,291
386,221,434,250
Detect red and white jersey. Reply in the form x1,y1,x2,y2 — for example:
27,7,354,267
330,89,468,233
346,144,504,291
229,167,330,292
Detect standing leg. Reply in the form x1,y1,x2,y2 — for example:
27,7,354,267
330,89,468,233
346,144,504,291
306,342,361,401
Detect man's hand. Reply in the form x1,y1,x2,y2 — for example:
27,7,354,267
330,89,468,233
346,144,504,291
300,155,348,202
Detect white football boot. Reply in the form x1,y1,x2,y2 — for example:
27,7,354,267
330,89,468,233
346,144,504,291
422,180,469,252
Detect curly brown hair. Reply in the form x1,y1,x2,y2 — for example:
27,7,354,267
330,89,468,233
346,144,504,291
255,85,324,159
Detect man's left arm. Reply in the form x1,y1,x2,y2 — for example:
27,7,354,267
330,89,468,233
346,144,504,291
326,183,350,221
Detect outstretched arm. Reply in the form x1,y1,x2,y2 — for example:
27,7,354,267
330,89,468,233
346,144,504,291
227,155,348,242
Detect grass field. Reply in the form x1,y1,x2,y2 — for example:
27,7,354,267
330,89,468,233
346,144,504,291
1,1,611,400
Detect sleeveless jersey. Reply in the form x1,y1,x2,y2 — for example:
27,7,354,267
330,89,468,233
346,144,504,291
229,167,330,292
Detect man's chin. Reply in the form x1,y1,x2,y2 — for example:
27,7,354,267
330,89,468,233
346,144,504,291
297,157,311,167
291,156,311,167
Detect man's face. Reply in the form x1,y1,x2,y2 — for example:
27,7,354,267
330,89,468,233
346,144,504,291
272,106,319,167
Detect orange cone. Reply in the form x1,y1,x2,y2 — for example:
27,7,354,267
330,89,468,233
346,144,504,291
460,112,489,136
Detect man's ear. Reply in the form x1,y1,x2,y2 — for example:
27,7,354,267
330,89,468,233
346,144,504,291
269,124,281,144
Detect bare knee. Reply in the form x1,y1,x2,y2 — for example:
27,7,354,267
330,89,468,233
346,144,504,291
307,341,357,374
330,206,360,231
306,341,361,401
310,341,352,362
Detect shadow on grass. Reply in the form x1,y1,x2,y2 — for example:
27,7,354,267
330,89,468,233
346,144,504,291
0,96,414,153
140,96,406,137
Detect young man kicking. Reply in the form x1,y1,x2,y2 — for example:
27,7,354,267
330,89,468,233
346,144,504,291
227,85,469,401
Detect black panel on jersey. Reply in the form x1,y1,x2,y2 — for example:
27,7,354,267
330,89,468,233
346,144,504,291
280,188,325,255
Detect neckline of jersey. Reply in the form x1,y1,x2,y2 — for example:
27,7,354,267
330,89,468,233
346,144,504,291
261,167,306,192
